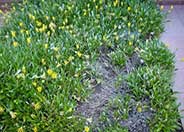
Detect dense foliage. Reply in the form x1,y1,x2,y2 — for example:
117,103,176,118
0,0,179,132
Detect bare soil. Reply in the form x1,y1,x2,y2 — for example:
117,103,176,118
76,46,153,132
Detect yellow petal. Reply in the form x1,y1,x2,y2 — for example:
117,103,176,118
37,86,43,93
10,111,17,119
0,106,5,114
17,127,24,132
84,126,90,132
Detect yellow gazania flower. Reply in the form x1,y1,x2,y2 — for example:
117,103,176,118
137,105,142,113
84,126,90,132
26,30,29,35
27,37,31,44
21,8,24,12
76,44,79,49
34,102,41,110
10,111,17,119
47,69,57,79
160,5,164,10
51,72,57,79
49,22,56,30
115,35,119,41
128,22,131,27
45,16,49,20
0,9,3,14
35,28,39,32
42,24,47,31
170,5,174,10
28,13,36,20
77,51,82,57
32,81,37,87
22,66,26,74
47,69,53,76
44,44,48,49
83,11,87,16
138,29,142,33
68,108,72,112
37,86,43,93
41,58,46,65
39,28,44,32
128,6,131,11
13,41,18,47
0,106,5,114
64,60,69,65
129,41,133,46
95,5,98,10
12,6,16,11
52,16,55,21
11,31,16,37
36,21,42,27
20,29,25,33
47,31,51,36
17,127,24,132
32,127,38,132
113,0,118,6
19,22,23,27
74,73,79,77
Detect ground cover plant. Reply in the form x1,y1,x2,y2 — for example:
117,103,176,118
0,0,181,131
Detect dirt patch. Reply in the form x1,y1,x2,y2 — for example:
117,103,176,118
76,50,119,123
125,52,144,73
75,45,154,131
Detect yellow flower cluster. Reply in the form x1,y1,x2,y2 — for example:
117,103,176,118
37,86,43,93
49,22,56,33
47,69,57,79
19,22,23,27
11,31,16,37
27,37,31,44
13,41,19,47
128,6,131,11
32,127,38,132
113,0,118,7
28,13,36,20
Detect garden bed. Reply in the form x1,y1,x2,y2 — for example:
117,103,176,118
0,0,182,132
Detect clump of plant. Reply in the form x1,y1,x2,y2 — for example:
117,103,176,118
139,39,175,70
126,66,180,131
109,49,126,67
97,95,131,131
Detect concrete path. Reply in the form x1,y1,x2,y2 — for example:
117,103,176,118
161,5,184,127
